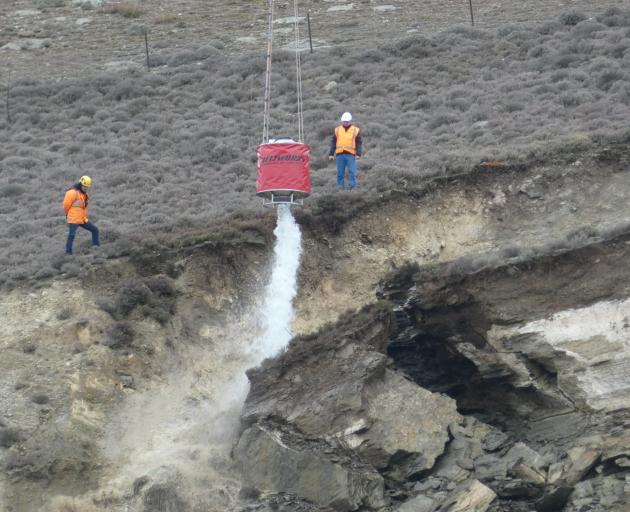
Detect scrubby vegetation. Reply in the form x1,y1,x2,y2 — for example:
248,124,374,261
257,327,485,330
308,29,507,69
104,320,135,349
99,275,178,324
2,7,630,284
101,2,144,18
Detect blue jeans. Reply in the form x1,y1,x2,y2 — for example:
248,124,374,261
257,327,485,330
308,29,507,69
66,222,100,255
336,153,357,190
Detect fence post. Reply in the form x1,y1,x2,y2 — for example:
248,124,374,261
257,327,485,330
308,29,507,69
469,0,475,26
5,69,11,125
307,11,313,53
144,30,151,70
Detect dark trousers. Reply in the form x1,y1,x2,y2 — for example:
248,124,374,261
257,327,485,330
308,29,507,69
66,222,100,255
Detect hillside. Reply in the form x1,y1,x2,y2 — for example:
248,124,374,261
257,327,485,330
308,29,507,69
2,6,630,285
2,140,629,511
2,0,627,78
1,3,629,512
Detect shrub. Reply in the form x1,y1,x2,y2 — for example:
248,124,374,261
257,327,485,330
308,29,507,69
102,2,143,18
146,275,177,297
56,86,85,105
358,48,386,62
597,69,627,90
502,101,524,113
393,36,434,58
598,8,630,27
225,161,250,178
34,267,56,280
0,184,26,197
426,113,459,131
362,84,388,98
56,307,73,320
104,321,135,349
112,281,152,316
209,143,239,165
2,156,40,170
559,11,587,26
102,276,177,323
0,426,24,448
21,340,37,354
139,304,171,324
167,46,221,67
107,80,142,101
155,13,179,24
6,222,35,238
31,393,49,405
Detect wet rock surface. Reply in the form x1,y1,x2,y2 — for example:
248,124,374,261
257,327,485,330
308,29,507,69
238,222,630,509
235,420,386,511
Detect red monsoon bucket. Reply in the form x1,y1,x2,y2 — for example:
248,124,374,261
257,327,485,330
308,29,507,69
256,141,310,206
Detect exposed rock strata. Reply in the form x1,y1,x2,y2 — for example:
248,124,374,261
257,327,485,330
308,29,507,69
238,233,630,511
235,420,387,511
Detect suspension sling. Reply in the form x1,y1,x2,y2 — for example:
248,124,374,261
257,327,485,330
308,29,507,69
256,0,311,207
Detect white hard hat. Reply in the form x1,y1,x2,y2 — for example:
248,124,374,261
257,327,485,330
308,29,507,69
340,112,352,122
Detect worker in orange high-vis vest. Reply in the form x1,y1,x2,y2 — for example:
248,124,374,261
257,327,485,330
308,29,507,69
63,175,100,255
328,111,363,190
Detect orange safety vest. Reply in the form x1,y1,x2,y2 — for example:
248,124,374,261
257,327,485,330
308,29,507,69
63,188,89,224
335,125,360,155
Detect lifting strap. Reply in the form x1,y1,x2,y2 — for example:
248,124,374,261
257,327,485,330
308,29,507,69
261,0,305,144
262,0,274,144
293,0,304,143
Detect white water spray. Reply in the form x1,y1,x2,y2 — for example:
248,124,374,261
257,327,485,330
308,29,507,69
252,204,303,361
96,205,303,511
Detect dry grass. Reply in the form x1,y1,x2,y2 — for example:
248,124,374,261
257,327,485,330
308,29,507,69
154,12,180,24
1,7,630,284
101,2,144,19
49,496,100,512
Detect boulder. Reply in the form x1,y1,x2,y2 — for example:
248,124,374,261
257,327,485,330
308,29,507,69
546,446,600,487
503,442,547,484
555,473,629,511
439,479,496,512
601,432,630,463
536,446,600,512
242,306,460,483
395,494,435,512
535,486,574,512
234,422,387,511
434,436,473,482
348,370,461,481
563,446,600,485
493,478,544,499
481,430,509,452
473,454,507,481
487,298,630,412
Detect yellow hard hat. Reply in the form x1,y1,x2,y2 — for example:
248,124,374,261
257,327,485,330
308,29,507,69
79,175,92,188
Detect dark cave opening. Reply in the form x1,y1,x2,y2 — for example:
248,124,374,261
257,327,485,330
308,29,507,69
386,311,571,439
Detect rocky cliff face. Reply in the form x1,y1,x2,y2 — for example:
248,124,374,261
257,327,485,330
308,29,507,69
235,144,630,512
1,143,630,511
